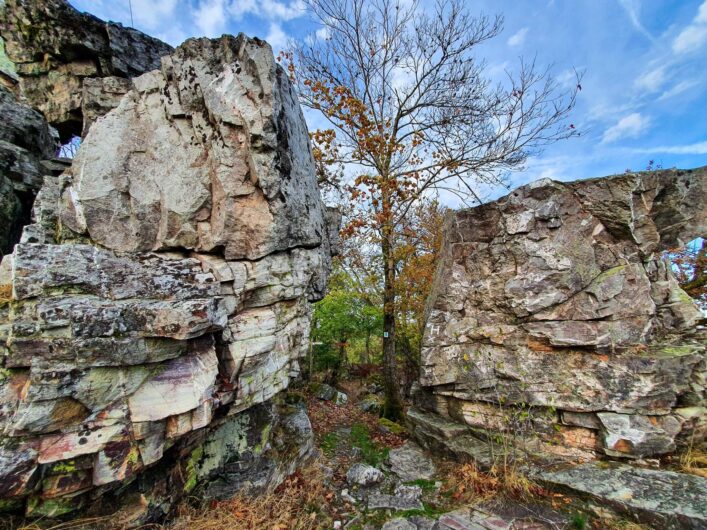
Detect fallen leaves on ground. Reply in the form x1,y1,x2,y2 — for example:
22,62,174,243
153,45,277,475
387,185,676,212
169,463,335,530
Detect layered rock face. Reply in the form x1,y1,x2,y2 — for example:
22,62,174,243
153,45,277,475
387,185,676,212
0,0,172,141
0,34,335,522
0,86,58,254
411,168,706,463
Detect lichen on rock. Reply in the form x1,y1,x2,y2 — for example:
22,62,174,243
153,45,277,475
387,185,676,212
0,30,336,524
410,168,707,463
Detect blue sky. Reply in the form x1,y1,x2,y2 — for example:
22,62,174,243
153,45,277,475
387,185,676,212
70,0,707,198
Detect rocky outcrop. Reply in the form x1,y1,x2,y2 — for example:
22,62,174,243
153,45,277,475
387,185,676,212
0,0,174,257
539,462,707,529
0,85,58,255
0,0,172,141
0,34,336,523
411,168,706,463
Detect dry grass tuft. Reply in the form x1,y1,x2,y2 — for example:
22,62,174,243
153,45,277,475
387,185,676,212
679,444,707,478
443,462,548,505
167,462,333,530
0,283,12,304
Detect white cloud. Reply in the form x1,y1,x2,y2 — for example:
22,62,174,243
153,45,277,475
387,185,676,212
617,0,654,41
673,0,707,54
657,80,699,101
191,0,304,41
602,112,651,143
266,23,289,51
507,27,529,47
634,66,665,92
227,0,305,21
698,0,707,23
131,0,177,30
193,0,228,37
673,24,707,53
228,0,257,18
316,27,331,41
630,141,707,155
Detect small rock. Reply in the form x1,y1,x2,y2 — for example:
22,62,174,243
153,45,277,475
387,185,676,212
394,484,422,500
358,394,383,413
388,442,436,482
341,488,357,504
346,463,384,486
334,391,348,405
381,519,417,530
382,517,435,530
367,492,424,511
312,383,348,405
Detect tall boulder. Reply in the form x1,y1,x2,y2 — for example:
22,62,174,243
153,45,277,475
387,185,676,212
0,34,336,523
411,168,706,463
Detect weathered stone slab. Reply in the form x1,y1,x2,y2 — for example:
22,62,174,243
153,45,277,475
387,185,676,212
59,36,327,261
539,462,707,529
127,349,218,422
388,442,436,482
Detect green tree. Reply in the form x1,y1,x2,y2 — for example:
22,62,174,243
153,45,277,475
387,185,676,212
311,267,383,381
290,0,579,418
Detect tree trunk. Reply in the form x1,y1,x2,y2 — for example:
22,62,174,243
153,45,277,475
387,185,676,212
381,222,404,420
364,330,371,364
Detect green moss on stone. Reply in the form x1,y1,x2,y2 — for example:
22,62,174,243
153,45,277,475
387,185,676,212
593,265,627,282
183,445,204,493
647,345,699,358
49,460,77,474
0,498,23,513
254,423,272,455
26,496,81,517
378,417,406,435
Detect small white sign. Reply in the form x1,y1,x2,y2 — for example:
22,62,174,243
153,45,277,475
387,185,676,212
383,332,389,338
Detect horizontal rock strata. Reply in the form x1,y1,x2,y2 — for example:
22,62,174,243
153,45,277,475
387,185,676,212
411,168,706,463
0,33,335,523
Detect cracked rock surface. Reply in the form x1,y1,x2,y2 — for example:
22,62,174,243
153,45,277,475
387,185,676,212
0,33,336,523
411,168,707,463
0,0,172,141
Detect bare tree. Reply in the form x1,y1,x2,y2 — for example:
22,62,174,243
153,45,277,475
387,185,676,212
288,0,580,419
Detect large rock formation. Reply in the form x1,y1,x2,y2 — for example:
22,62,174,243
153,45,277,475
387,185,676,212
0,86,58,255
0,0,173,259
411,168,706,463
0,0,173,141
0,34,336,523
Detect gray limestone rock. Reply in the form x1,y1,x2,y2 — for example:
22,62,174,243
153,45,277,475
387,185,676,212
367,492,424,512
0,86,58,253
0,32,336,523
346,463,384,486
413,168,707,462
388,442,437,482
0,0,172,141
312,383,348,405
539,462,707,529
55,36,328,262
